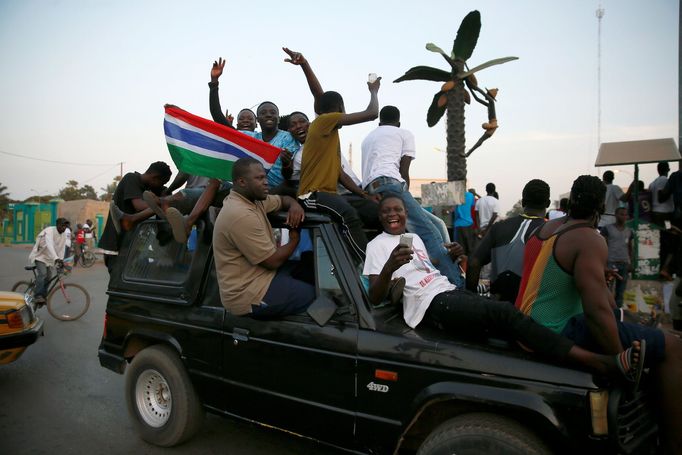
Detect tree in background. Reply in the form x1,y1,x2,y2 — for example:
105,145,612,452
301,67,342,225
394,10,517,182
58,180,99,201
0,182,11,219
99,175,122,202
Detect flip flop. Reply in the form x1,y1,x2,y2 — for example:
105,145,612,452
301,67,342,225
109,201,123,234
143,191,166,220
166,207,189,243
616,339,646,391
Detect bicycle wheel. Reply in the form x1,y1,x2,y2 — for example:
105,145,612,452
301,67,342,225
12,280,33,294
47,282,90,321
81,251,97,268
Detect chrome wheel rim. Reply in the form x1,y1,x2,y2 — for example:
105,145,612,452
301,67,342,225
135,369,172,427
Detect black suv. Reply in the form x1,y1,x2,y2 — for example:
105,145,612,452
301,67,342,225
98,214,658,454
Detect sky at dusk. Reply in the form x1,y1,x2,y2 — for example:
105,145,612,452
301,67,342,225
0,0,678,213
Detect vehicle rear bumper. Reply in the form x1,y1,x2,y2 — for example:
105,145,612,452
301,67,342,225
98,347,126,374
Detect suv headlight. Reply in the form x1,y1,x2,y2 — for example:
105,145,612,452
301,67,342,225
589,390,609,435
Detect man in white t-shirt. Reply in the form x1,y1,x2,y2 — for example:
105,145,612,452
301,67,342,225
363,194,646,378
649,162,675,278
28,218,68,303
599,170,627,227
362,106,463,287
475,182,500,237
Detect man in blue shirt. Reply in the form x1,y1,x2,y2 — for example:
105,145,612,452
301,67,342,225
454,189,478,256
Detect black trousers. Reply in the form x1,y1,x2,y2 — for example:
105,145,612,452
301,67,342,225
301,191,367,260
424,289,574,360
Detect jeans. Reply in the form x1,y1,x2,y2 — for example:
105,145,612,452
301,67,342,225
425,210,451,243
367,178,463,287
425,289,574,360
34,260,54,298
608,261,629,308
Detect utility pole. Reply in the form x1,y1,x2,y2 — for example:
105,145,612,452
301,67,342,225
120,162,123,178
596,5,605,157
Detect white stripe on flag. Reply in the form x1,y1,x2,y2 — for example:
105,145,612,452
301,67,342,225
165,136,240,160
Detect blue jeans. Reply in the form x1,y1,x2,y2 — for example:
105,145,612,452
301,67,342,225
366,178,464,287
34,260,54,298
608,261,629,308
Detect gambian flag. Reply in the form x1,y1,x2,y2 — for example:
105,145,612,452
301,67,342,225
164,105,280,181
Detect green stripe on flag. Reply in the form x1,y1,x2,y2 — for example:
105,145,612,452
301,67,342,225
167,144,234,180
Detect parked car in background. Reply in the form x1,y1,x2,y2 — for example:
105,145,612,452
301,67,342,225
0,291,43,364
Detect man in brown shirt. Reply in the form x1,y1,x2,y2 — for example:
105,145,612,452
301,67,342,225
213,157,313,318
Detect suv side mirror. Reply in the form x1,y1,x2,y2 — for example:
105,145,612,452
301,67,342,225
306,295,337,326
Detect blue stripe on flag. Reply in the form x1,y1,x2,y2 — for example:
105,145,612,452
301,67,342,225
164,120,253,161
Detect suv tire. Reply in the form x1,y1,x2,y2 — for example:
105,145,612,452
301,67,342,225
125,344,204,447
417,413,551,455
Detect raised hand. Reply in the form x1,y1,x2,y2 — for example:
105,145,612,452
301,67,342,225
283,47,307,66
368,76,382,93
211,57,226,82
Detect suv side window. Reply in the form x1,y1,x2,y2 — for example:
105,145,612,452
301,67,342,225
314,235,350,308
123,222,197,284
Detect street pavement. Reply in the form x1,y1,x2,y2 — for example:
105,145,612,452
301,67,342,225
0,244,343,455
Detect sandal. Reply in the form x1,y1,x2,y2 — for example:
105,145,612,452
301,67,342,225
166,207,189,243
143,191,166,220
616,339,646,391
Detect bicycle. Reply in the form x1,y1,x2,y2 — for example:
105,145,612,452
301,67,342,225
12,260,91,321
76,243,97,268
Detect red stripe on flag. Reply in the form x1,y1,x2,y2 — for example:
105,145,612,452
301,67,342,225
164,105,281,164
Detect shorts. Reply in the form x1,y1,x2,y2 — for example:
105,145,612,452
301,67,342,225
561,309,665,366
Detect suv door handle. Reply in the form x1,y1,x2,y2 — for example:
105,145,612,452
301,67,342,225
232,328,250,344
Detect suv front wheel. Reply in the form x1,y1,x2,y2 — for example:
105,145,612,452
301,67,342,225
125,344,204,447
417,413,551,455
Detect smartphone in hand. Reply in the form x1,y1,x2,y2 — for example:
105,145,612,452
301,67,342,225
399,233,413,248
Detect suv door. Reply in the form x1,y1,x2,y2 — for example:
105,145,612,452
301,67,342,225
219,227,358,446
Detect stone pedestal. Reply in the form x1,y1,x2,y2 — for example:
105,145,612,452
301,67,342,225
421,181,466,207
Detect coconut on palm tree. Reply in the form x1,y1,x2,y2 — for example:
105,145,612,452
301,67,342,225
394,10,517,185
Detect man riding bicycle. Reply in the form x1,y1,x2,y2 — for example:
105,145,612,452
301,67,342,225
28,218,68,304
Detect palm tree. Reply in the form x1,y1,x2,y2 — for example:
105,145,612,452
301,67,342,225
394,10,517,182
0,183,10,206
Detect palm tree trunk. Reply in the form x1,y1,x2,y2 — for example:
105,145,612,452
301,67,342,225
445,79,466,182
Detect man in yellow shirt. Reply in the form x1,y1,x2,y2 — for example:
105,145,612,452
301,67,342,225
298,78,381,259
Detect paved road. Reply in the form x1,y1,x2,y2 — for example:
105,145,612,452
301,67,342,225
0,245,343,455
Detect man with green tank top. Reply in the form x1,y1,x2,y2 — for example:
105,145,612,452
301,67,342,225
516,175,682,454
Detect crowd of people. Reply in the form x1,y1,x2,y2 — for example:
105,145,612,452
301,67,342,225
93,48,682,454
